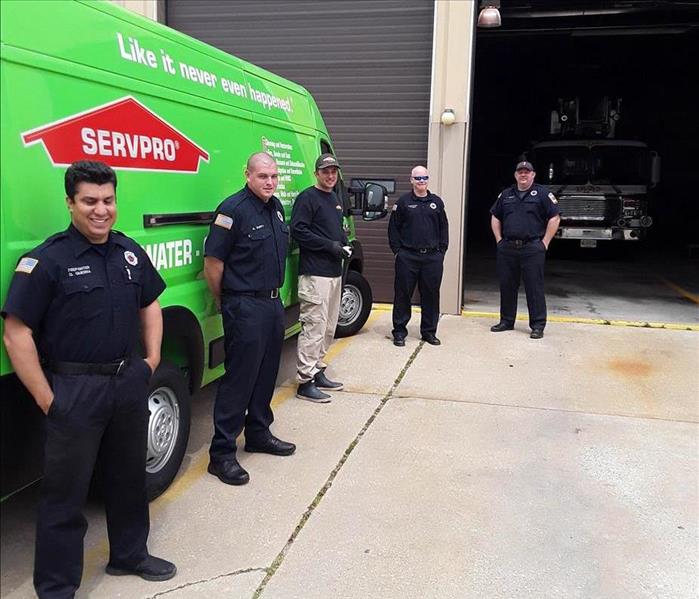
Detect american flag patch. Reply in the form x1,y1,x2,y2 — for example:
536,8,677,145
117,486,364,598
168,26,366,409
16,257,39,274
215,213,233,230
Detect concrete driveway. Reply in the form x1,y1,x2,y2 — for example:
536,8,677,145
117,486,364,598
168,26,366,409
1,309,697,599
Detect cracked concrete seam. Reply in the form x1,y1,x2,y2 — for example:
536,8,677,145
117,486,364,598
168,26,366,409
250,341,425,599
146,567,269,598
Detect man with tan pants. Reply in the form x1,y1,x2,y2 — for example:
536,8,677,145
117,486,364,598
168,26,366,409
291,153,351,402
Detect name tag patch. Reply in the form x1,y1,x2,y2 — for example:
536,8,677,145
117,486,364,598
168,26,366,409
16,257,38,274
67,265,92,277
215,213,233,230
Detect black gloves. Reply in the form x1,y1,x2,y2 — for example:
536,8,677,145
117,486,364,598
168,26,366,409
331,242,353,259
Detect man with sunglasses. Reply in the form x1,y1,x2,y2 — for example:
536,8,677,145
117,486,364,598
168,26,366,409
388,165,449,346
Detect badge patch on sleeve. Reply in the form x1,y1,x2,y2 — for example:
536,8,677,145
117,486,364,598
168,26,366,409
215,213,233,230
16,257,39,274
548,192,558,204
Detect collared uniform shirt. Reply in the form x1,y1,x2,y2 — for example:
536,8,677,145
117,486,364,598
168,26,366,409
1,224,165,363
490,183,560,240
388,191,449,255
205,185,288,292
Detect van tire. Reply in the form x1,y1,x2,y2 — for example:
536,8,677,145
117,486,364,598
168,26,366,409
145,361,191,501
335,270,373,338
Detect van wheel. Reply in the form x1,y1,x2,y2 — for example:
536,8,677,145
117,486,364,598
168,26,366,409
335,270,373,338
145,361,191,500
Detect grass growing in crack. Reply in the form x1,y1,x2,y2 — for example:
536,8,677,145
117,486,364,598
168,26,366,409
251,342,424,598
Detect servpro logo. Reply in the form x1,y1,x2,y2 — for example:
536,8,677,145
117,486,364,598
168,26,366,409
21,96,209,173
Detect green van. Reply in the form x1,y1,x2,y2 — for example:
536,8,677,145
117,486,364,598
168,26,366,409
0,0,388,500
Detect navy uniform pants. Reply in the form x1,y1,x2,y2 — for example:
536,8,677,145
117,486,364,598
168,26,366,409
35,359,152,599
392,249,444,339
496,239,547,330
210,294,284,462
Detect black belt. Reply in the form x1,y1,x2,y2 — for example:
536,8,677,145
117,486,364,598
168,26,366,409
407,247,439,254
505,238,540,247
225,289,279,299
49,358,129,376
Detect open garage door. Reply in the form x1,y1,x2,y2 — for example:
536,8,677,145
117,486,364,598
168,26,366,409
465,1,699,325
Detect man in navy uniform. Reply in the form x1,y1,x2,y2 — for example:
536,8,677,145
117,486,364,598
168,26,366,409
2,160,176,599
291,153,350,403
490,160,561,339
204,152,295,487
388,165,449,347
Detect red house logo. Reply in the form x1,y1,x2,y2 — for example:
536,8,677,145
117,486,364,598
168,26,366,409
21,96,209,173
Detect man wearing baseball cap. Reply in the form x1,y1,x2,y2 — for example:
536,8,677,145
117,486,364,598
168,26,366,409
290,153,350,402
489,159,560,339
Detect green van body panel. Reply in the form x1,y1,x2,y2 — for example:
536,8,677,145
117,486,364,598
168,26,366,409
0,0,355,388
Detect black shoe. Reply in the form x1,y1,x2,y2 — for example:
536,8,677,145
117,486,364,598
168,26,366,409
530,329,544,339
421,334,441,346
490,322,514,332
314,369,343,390
207,458,250,485
245,431,296,456
106,555,177,582
392,336,405,347
296,381,331,403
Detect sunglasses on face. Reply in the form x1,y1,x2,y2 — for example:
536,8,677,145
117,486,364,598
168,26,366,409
413,176,429,181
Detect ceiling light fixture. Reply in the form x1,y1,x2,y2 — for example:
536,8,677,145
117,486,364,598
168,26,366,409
478,0,502,28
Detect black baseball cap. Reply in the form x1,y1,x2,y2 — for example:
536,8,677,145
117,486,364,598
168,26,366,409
315,153,341,171
515,161,534,171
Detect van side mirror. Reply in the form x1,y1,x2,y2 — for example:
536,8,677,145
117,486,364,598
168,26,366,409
347,178,395,220
362,183,388,221
650,152,661,188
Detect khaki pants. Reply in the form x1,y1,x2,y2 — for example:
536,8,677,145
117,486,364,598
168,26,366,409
297,274,342,383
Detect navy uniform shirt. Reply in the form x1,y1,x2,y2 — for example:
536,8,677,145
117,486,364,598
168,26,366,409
388,191,449,254
290,186,347,277
1,224,165,364
205,185,288,292
490,183,560,240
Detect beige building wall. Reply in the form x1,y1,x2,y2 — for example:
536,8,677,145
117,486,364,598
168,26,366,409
110,0,162,22
428,0,477,315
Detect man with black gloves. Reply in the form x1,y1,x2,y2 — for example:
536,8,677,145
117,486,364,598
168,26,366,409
291,153,350,403
489,160,561,339
388,165,449,346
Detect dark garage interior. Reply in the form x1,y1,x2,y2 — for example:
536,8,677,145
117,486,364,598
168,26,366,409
468,1,699,252
464,1,699,318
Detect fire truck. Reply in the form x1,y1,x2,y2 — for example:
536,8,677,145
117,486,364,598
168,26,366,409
527,97,660,248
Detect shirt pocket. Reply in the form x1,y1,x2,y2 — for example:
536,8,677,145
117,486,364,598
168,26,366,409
120,265,143,309
61,276,105,320
502,199,517,215
248,227,272,242
524,199,540,214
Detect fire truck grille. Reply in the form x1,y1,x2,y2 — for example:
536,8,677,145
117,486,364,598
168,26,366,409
558,195,608,221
